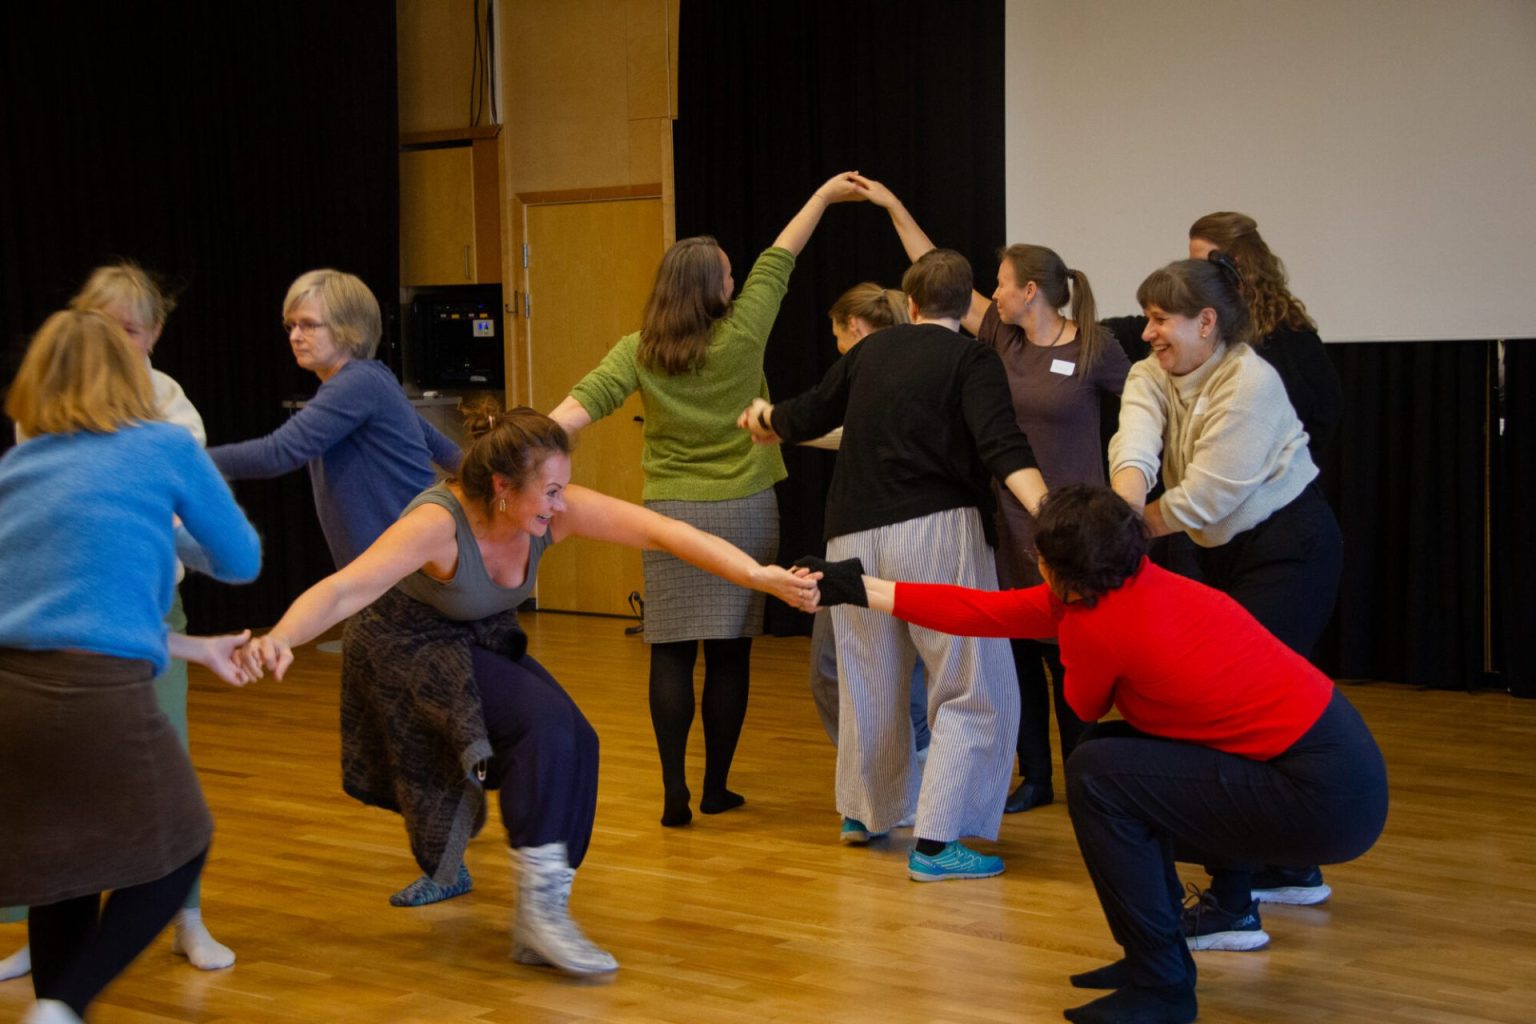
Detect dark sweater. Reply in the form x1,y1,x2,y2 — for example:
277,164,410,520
769,322,1037,543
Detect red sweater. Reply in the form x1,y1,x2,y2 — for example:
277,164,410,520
892,559,1333,760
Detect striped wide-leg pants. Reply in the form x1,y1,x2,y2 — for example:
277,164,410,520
828,507,1019,840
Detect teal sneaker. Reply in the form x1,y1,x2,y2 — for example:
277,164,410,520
908,842,1004,881
840,817,888,844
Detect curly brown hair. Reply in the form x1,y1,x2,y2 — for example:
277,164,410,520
1189,212,1316,341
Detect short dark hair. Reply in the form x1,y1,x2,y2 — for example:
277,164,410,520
901,248,973,321
1032,484,1148,606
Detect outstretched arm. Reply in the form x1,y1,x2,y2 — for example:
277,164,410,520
553,485,818,610
772,172,869,256
853,173,991,335
548,395,594,435
246,504,457,678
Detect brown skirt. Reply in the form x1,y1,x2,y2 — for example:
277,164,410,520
0,648,212,906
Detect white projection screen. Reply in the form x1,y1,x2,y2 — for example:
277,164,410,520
1003,0,1536,342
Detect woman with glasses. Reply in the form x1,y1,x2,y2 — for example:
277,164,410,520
207,269,463,572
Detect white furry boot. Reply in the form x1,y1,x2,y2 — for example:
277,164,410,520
511,843,617,975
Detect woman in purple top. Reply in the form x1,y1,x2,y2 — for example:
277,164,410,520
207,270,463,568
855,175,1131,814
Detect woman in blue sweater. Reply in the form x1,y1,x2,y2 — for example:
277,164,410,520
208,269,462,569
0,310,262,1024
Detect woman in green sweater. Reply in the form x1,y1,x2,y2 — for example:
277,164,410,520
550,172,863,827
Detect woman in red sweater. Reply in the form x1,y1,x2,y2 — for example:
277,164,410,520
797,484,1387,1024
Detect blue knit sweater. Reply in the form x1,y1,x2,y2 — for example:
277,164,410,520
207,359,462,568
0,422,262,673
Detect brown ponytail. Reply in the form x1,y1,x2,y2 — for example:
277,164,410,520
999,244,1107,375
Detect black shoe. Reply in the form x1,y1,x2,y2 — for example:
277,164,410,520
1181,886,1269,951
1251,865,1331,905
1005,779,1054,814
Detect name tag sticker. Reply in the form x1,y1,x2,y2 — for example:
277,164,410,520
1049,358,1075,376
1193,395,1209,416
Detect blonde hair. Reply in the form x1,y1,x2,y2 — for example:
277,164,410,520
1188,212,1316,340
70,261,176,332
6,309,159,435
284,269,382,359
828,283,908,332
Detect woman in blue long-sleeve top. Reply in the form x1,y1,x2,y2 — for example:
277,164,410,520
0,309,262,1024
208,269,463,568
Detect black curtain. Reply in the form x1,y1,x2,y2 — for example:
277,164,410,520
676,0,1005,634
1496,339,1536,698
1,3,399,632
1313,340,1493,690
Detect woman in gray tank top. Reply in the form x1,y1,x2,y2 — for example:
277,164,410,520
235,406,817,977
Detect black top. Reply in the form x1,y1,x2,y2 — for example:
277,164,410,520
769,322,1038,543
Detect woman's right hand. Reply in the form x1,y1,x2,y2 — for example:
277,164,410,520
755,563,820,612
242,633,296,681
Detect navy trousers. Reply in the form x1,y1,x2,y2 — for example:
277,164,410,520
1066,691,1387,988
472,648,599,868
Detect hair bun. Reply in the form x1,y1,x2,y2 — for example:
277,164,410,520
1207,250,1244,288
458,395,504,440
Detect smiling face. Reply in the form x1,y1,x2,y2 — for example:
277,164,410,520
285,297,348,380
501,452,571,536
1141,304,1217,376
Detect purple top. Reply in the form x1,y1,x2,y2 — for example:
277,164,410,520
208,359,463,568
977,304,1131,587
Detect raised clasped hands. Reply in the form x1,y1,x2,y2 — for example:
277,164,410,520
814,171,871,205
847,173,897,209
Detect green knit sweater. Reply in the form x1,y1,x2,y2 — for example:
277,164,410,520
569,247,793,502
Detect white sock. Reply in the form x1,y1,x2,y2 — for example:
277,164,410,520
0,943,30,981
21,998,80,1024
172,908,235,970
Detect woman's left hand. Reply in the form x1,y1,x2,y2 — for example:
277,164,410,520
758,564,820,612
738,399,781,444
185,630,259,687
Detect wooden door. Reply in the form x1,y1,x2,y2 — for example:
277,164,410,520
525,198,661,615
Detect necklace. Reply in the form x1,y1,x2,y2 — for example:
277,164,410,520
1031,316,1067,347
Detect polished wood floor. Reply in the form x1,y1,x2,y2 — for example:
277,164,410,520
4,613,1535,1023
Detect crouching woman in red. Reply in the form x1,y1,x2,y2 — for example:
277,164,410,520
797,484,1387,1024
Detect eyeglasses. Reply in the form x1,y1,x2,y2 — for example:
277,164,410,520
283,319,329,336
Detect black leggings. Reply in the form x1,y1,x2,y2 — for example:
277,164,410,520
649,637,751,808
1010,638,1084,782
30,848,207,1016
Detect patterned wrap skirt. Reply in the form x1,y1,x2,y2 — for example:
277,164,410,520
640,487,778,644
0,648,212,906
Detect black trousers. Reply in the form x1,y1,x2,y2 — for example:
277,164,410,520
1066,691,1387,988
473,648,599,868
1195,483,1342,659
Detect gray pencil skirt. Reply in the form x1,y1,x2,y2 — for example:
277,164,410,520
0,648,212,906
641,488,779,644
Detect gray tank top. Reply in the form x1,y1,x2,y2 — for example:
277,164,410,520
393,486,553,621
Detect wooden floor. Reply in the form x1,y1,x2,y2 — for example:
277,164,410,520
4,612,1535,1023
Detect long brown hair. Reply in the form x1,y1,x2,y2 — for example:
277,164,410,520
637,236,730,375
1188,212,1316,341
453,399,572,513
999,244,1107,374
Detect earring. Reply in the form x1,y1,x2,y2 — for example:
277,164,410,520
498,497,506,513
